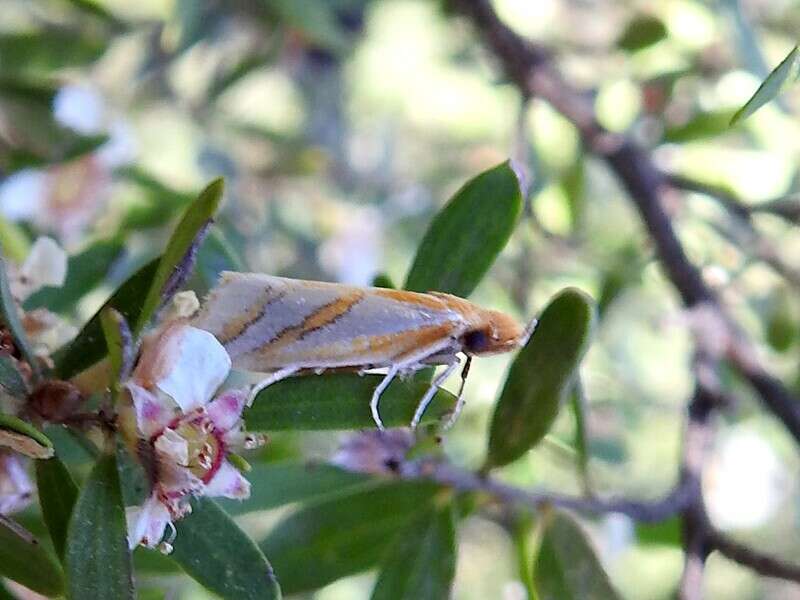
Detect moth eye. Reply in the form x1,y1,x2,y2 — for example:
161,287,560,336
463,330,489,353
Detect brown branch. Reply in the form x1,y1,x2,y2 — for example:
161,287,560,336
665,173,800,226
399,458,691,523
711,531,800,583
666,174,800,289
447,0,800,448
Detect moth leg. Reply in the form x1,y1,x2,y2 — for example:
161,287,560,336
248,366,300,406
443,355,472,430
370,366,399,431
410,358,460,430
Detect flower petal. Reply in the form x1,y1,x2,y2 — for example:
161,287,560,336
203,461,250,500
126,494,171,549
127,382,173,438
207,389,247,433
134,324,231,413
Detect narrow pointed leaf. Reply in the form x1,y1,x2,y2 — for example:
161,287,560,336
261,481,441,594
0,414,53,458
535,511,621,600
170,497,281,600
36,457,78,561
0,355,27,398
245,373,456,431
405,161,522,297
135,178,223,334
53,258,159,379
0,515,63,595
99,308,133,387
217,462,375,515
370,502,457,600
0,254,40,379
731,45,800,125
65,451,134,600
487,288,596,468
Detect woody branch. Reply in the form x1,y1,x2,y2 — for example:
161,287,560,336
419,0,800,591
445,0,800,448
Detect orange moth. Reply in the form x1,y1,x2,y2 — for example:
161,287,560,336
193,272,533,429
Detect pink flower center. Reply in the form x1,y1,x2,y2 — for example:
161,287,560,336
159,410,226,485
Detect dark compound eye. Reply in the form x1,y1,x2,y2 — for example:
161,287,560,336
463,330,489,353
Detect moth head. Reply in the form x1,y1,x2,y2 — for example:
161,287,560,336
461,310,525,356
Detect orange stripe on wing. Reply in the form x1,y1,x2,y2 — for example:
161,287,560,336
373,288,452,312
379,322,459,362
217,286,282,345
256,290,365,353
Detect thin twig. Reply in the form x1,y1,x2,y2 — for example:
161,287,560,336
399,458,692,523
711,531,800,583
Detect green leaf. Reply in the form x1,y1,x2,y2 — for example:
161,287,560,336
570,380,591,494
0,414,53,458
731,45,800,125
266,0,349,51
245,373,457,431
0,254,40,380
371,502,457,600
635,517,681,547
0,515,64,596
663,109,738,143
486,288,596,469
65,450,134,600
53,258,159,379
99,308,133,389
25,239,125,314
765,288,798,353
217,461,375,515
371,272,396,289
135,178,223,334
0,355,27,398
0,215,30,262
405,161,522,297
616,15,668,52
261,481,441,594
535,511,621,600
36,457,79,561
171,497,281,600
0,31,105,76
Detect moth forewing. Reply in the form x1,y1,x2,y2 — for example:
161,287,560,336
193,272,525,429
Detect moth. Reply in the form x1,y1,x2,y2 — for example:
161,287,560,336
192,272,533,429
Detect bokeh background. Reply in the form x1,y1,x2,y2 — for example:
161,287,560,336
1,0,800,598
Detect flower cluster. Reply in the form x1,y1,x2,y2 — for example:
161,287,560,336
122,322,255,551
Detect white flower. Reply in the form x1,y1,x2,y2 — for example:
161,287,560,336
0,83,136,242
122,323,253,550
4,237,74,356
